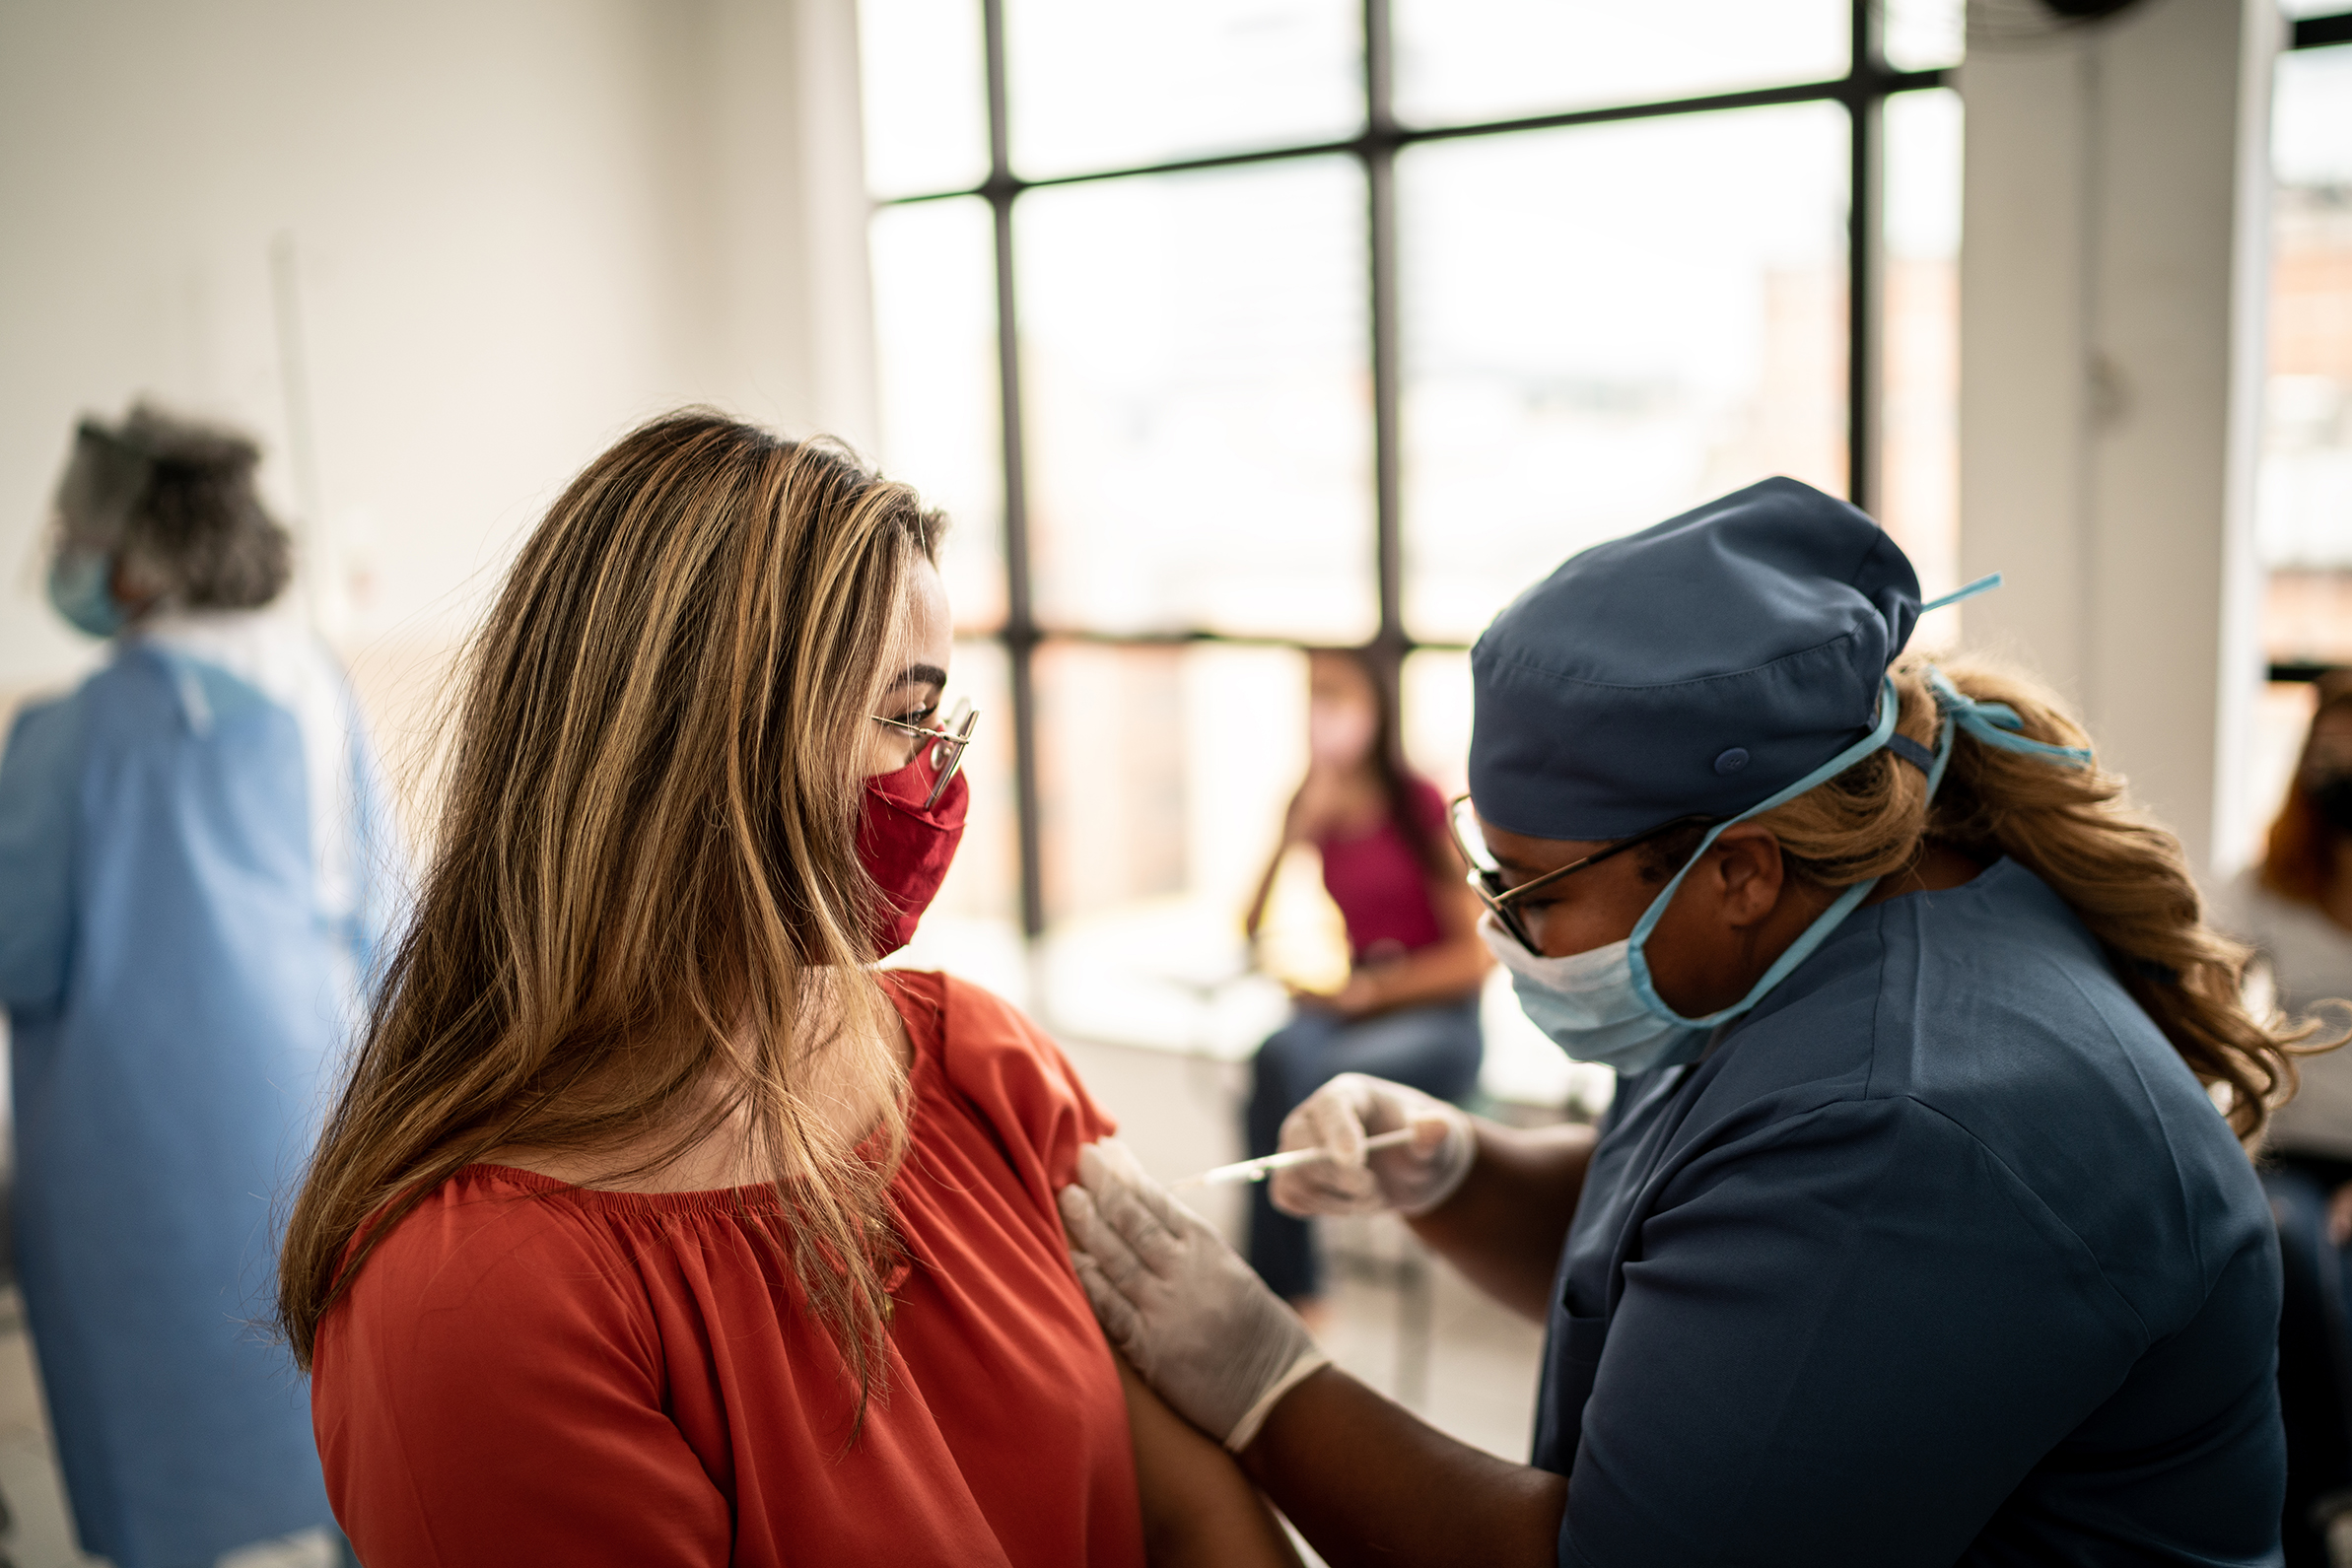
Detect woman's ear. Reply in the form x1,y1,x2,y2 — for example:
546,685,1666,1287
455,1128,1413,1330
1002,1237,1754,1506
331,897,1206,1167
1706,825,1786,927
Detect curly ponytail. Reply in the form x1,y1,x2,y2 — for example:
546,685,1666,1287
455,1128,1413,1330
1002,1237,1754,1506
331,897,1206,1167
1751,654,2341,1150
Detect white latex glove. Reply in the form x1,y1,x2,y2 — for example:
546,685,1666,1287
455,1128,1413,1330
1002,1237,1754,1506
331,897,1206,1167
1059,1140,1329,1452
1269,1072,1475,1219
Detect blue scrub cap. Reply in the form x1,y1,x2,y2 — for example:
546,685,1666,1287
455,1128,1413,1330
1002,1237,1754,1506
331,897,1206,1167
1469,476,1922,843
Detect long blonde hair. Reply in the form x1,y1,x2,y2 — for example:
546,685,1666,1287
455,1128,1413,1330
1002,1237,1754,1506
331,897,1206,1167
279,412,940,1411
1709,654,2334,1149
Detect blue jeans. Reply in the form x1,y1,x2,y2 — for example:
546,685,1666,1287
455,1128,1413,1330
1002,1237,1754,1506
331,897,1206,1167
2268,1156,2352,1568
1243,995,1484,1301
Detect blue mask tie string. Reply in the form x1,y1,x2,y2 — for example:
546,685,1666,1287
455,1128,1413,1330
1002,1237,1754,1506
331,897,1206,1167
1625,676,1903,1031
1919,572,2004,615
1621,581,2096,1034
1921,666,2094,771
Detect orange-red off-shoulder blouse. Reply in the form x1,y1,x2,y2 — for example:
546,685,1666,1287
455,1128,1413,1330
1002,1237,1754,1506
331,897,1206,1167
311,971,1144,1568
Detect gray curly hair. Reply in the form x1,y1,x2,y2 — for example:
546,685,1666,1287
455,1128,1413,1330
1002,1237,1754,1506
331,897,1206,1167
53,403,293,611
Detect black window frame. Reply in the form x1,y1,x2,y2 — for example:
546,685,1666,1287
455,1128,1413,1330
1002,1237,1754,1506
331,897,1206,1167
2266,6,2352,683
879,0,1964,939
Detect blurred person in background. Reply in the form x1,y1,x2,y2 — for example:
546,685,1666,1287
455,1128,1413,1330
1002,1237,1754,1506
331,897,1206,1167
0,406,398,1568
281,413,1300,1567
2211,672,2352,1566
1238,648,1488,1315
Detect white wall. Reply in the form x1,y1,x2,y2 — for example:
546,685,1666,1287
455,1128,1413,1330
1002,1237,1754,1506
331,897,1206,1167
1957,0,2281,874
0,0,873,717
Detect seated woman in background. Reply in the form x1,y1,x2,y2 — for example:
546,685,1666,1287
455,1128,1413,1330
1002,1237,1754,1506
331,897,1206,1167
2210,670,2352,1566
278,413,1298,1567
1238,648,1489,1313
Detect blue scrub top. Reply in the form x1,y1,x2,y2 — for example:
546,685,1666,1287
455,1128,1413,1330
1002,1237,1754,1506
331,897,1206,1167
1535,858,2283,1566
0,641,402,1568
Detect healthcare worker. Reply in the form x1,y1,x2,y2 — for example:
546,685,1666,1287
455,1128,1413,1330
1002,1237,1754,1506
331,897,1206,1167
0,406,398,1567
1062,477,2314,1565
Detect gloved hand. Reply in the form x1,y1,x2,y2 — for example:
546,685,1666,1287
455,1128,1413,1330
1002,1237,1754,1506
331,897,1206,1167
1060,1140,1329,1452
1269,1072,1475,1219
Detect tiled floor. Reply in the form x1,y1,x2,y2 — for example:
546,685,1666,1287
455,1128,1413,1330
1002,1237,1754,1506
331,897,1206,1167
0,1034,1552,1566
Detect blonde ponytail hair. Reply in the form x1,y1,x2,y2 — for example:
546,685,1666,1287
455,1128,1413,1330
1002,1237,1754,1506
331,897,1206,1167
1750,654,2339,1149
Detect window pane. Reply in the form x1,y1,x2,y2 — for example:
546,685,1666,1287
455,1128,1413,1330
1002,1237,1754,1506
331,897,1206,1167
1883,0,1964,72
2246,46,2352,868
1005,0,1361,180
870,198,1006,632
1882,89,1964,631
1401,648,1471,796
1018,159,1376,640
1392,0,1846,130
1034,643,1306,1055
859,0,990,198
2261,43,2352,667
1400,103,1850,645
885,639,1028,1000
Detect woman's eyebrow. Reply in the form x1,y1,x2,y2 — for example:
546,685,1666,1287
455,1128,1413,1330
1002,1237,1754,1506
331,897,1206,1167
891,662,948,691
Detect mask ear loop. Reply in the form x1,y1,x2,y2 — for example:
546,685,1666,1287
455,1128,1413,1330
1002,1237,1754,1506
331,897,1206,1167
1624,675,1903,1031
1620,571,2098,1037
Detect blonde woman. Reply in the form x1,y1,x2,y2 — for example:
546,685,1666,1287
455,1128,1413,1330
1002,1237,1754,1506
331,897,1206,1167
279,413,1297,1566
1067,478,2322,1565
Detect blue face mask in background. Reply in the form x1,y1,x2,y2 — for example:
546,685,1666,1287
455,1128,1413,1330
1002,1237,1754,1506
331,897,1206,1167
47,552,125,638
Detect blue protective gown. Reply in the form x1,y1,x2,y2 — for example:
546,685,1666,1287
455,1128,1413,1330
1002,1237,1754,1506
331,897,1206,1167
0,625,401,1568
1536,858,2284,1566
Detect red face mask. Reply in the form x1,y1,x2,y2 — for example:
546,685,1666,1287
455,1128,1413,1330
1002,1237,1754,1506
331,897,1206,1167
856,755,969,957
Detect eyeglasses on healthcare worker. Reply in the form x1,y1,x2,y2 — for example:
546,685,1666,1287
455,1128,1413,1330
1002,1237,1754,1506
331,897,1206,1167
1061,477,2334,1566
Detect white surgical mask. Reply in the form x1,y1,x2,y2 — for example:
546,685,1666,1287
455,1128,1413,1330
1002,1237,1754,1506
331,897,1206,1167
1480,916,1708,1074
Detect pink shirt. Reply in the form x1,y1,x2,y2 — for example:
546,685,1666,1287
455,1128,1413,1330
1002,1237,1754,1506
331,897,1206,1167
1317,776,1449,964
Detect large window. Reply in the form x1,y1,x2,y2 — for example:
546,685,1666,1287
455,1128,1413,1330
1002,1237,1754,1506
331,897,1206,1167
861,0,1961,1076
2251,8,2352,860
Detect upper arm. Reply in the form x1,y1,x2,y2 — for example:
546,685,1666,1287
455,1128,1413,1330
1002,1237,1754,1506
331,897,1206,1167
1561,1101,2138,1567
937,975,1118,1186
1119,1355,1303,1568
0,700,84,1013
318,1219,730,1568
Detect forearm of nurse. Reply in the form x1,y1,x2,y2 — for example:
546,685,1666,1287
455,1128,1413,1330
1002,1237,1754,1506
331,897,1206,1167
1118,1354,1304,1567
1239,1366,1566,1568
1404,1119,1595,1323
